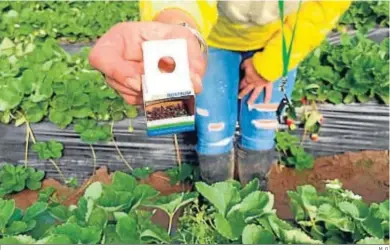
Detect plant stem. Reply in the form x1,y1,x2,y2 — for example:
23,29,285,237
167,214,174,236
173,134,182,167
26,121,66,183
89,144,97,174
24,123,30,167
111,121,133,171
300,104,309,146
48,159,67,183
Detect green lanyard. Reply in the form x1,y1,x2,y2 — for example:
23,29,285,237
276,0,302,122
278,0,302,84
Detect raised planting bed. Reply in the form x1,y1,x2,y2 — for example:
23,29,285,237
269,150,389,220
1,101,389,182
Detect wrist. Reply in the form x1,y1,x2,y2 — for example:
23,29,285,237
153,8,198,30
154,9,207,58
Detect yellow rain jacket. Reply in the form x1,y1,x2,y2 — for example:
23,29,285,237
140,0,351,82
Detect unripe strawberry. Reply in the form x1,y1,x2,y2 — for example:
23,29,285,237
289,124,297,131
311,133,319,142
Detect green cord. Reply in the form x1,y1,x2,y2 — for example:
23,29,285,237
278,0,303,77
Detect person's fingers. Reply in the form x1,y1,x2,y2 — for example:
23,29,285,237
241,58,251,70
238,83,255,99
191,72,203,94
264,84,273,104
245,66,262,83
120,93,143,105
90,22,206,100
105,77,140,96
248,86,264,105
123,75,142,92
89,47,143,86
124,22,206,92
240,78,249,90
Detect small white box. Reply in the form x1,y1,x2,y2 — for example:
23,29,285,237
142,39,195,136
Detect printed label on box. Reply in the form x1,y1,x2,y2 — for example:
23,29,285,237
142,39,195,136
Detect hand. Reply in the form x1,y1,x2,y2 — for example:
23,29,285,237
238,58,272,105
89,22,206,105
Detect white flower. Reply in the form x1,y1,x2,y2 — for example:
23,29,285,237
326,183,342,190
325,179,342,190
342,190,362,200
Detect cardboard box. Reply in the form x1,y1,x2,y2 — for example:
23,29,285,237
142,39,195,136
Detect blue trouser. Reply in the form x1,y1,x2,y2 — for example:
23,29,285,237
195,47,297,155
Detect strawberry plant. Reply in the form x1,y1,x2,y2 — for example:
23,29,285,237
275,132,314,171
0,1,139,42
338,0,389,32
293,33,389,105
0,37,138,127
164,164,199,185
0,164,45,197
288,179,389,244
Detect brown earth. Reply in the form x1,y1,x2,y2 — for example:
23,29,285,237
268,150,389,220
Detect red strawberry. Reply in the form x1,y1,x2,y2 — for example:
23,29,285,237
286,119,294,126
311,133,319,142
301,97,307,105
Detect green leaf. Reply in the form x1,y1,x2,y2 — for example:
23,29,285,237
242,225,275,244
287,185,318,221
362,206,384,239
140,229,170,244
49,205,70,222
214,211,246,241
195,181,240,216
30,170,45,181
178,163,194,182
317,204,355,232
115,213,140,244
23,202,48,222
343,93,355,104
357,237,385,244
37,234,73,244
0,80,23,111
111,172,137,193
132,167,153,180
144,192,197,217
49,109,72,128
6,221,28,235
239,178,259,199
53,223,101,244
85,182,103,201
88,207,108,228
239,191,274,219
327,91,343,104
0,235,37,244
31,140,64,160
26,180,41,190
0,199,16,229
338,201,360,218
132,184,159,209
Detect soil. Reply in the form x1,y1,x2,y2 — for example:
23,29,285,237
268,150,389,220
146,102,188,121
